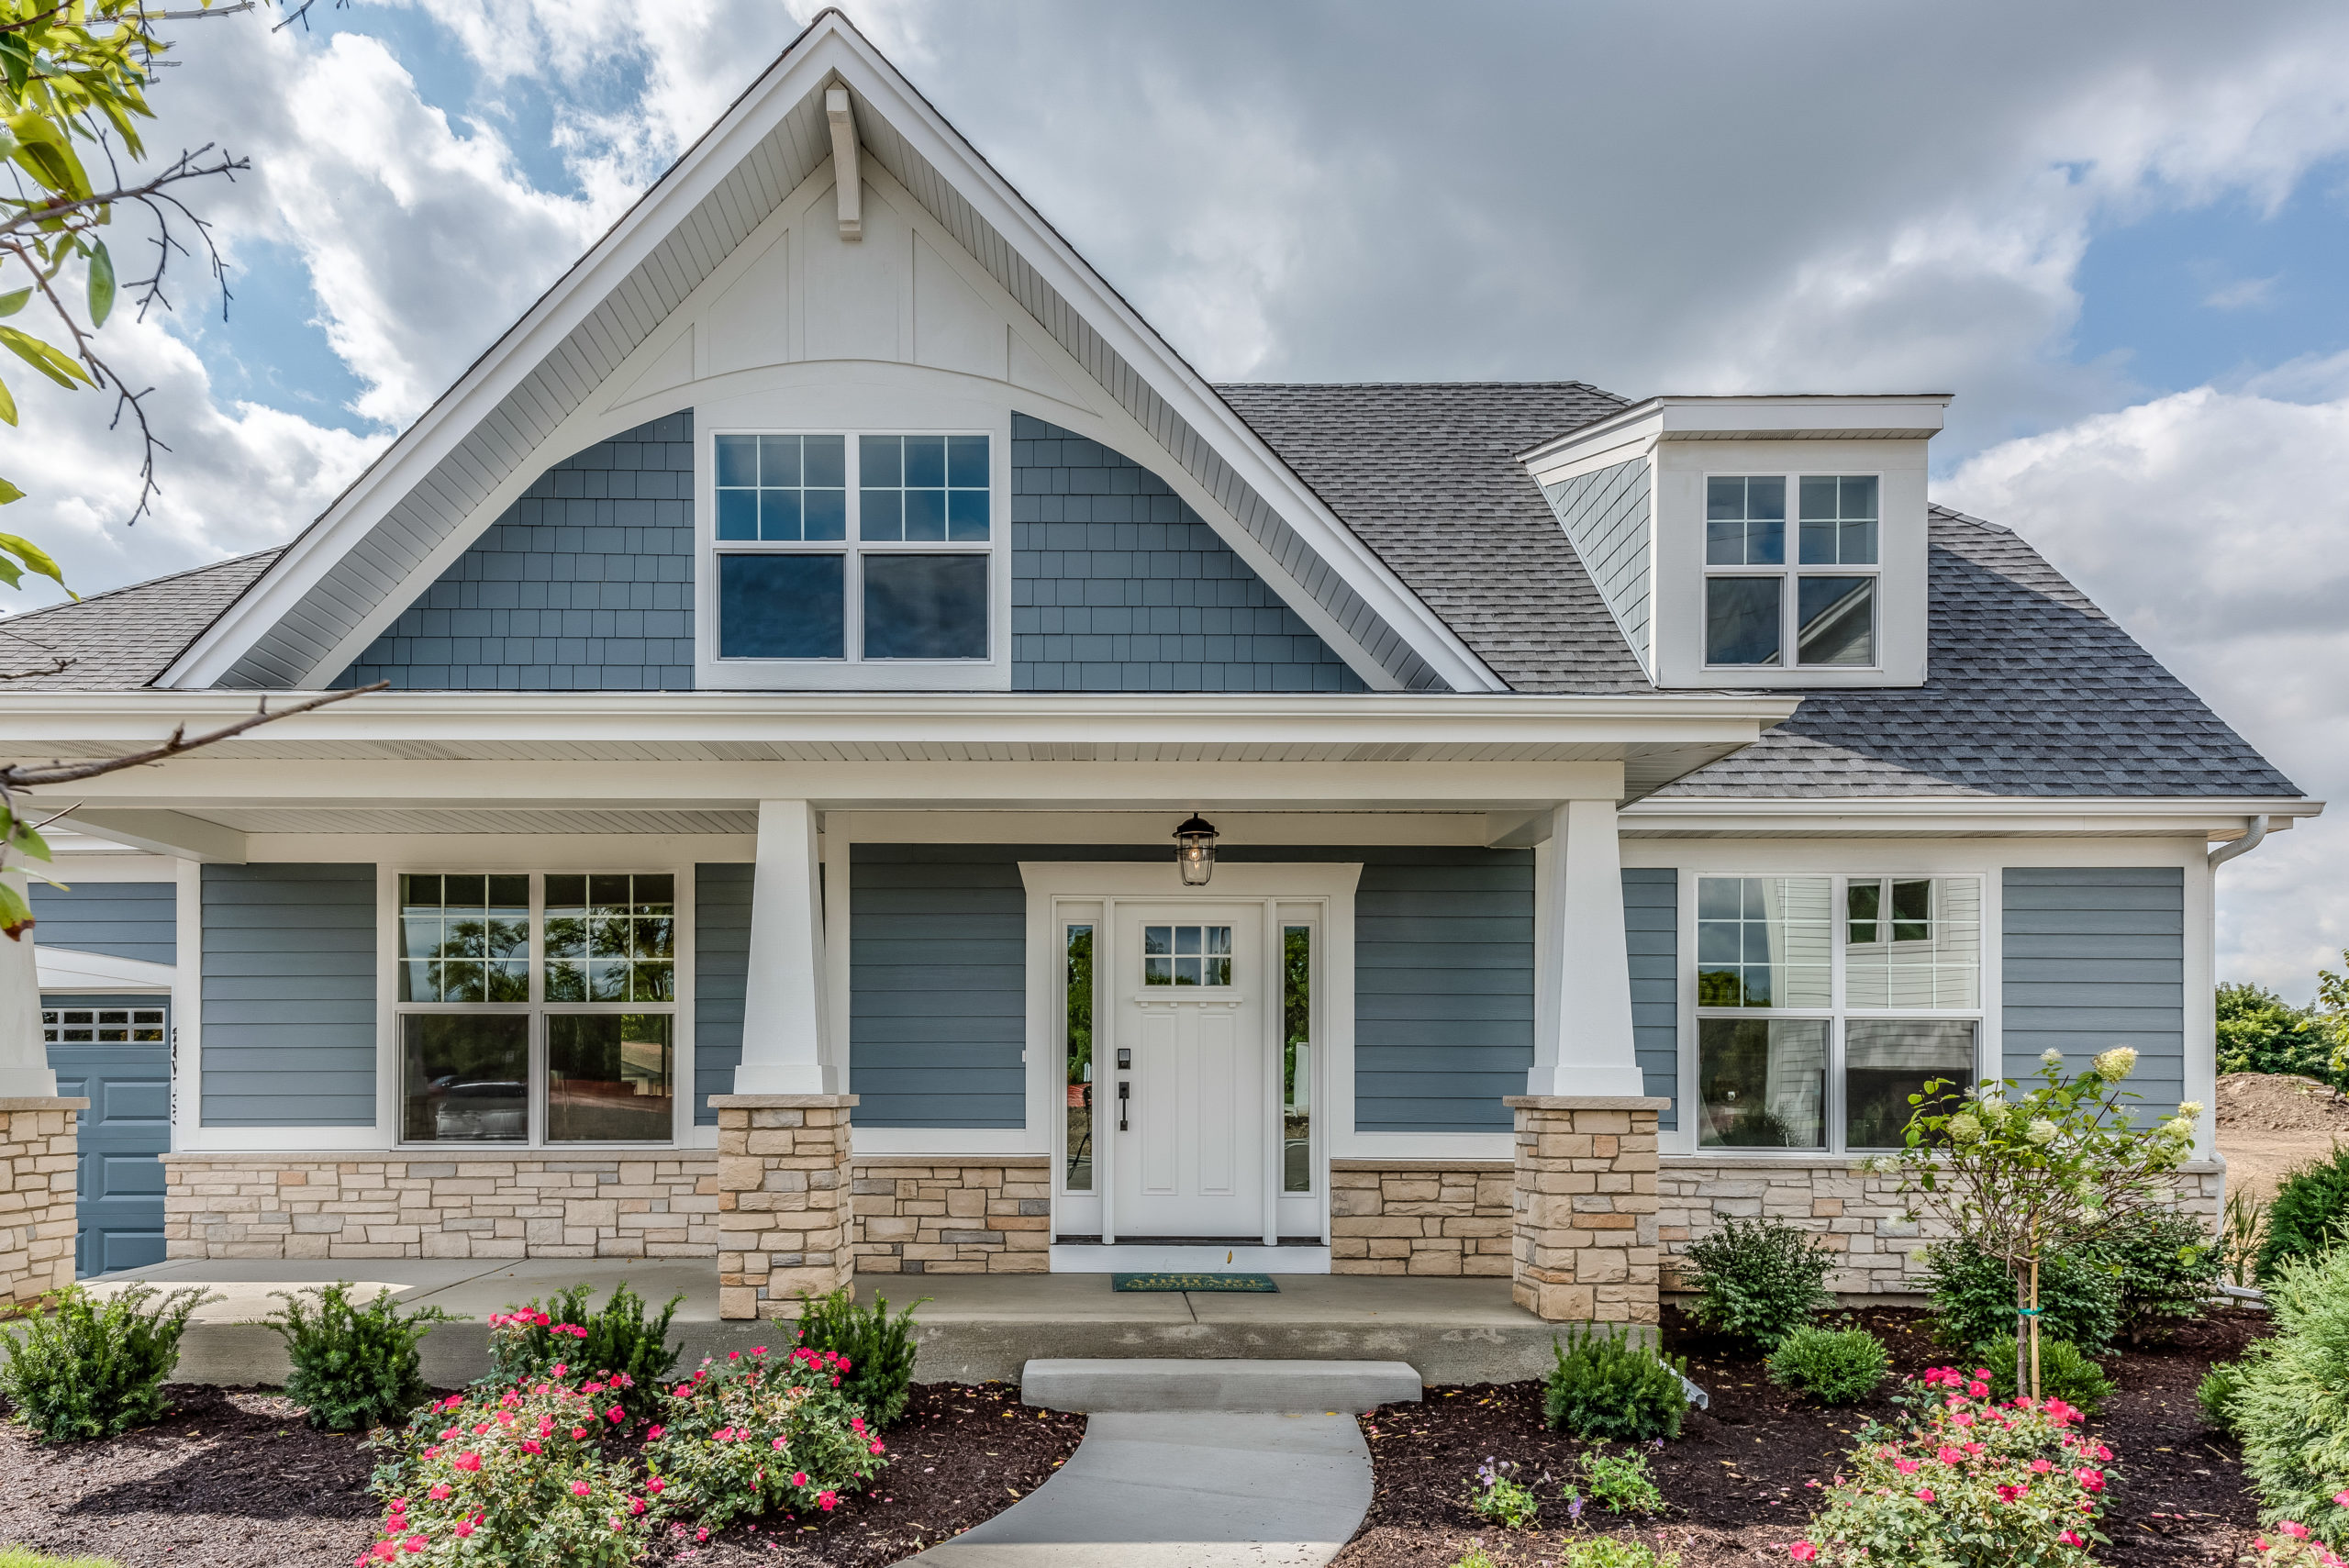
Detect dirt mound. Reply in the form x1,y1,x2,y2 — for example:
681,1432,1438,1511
2216,1072,2349,1205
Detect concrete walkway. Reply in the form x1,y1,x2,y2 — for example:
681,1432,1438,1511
895,1411,1372,1568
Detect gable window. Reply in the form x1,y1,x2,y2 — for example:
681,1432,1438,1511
712,430,993,667
396,872,677,1145
1692,873,1980,1152
1704,474,1879,669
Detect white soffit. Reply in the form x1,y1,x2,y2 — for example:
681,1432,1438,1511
162,12,1495,695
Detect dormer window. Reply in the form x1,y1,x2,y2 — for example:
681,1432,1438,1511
1703,474,1879,669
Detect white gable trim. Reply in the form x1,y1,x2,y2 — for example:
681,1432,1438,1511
34,945,176,992
161,13,1500,695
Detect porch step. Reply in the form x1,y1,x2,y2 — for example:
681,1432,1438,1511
1019,1357,1421,1414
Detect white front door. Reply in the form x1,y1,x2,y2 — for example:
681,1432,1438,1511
1110,901,1267,1240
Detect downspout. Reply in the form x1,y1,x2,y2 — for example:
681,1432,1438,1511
2207,814,2269,869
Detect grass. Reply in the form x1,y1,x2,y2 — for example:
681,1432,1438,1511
0,1549,127,1568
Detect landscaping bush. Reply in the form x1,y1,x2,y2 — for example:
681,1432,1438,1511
0,1549,125,1568
1766,1325,1890,1406
1973,1335,2117,1417
0,1284,214,1442
366,1376,660,1567
1923,1235,2123,1355
2244,1523,2349,1568
1575,1443,1666,1516
2199,1360,2246,1437
791,1284,923,1428
2258,1144,2349,1283
1467,1457,1541,1528
2230,1240,2349,1546
483,1281,680,1420
1542,1326,1691,1442
2108,1207,2224,1342
1560,1539,1680,1568
1791,1365,2111,1565
267,1282,452,1432
1680,1217,1834,1350
643,1345,889,1529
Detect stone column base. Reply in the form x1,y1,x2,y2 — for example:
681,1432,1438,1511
1507,1095,1666,1325
1,1096,87,1305
709,1093,858,1320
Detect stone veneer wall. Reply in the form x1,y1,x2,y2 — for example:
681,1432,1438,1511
1508,1096,1665,1324
1330,1160,1513,1276
852,1156,1051,1273
1655,1154,2229,1297
1,1098,83,1302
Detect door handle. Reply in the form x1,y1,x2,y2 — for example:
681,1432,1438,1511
1117,1079,1130,1132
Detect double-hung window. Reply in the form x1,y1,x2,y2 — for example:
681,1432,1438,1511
395,873,678,1145
1691,873,1981,1152
1704,474,1879,668
713,430,994,667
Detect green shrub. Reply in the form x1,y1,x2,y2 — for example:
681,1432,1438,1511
483,1281,680,1420
1560,1540,1680,1568
2258,1144,2349,1283
1766,1325,1890,1406
2199,1360,2245,1436
1681,1217,1834,1350
1923,1235,2123,1355
1974,1335,2117,1417
1575,1443,1666,1515
644,1346,888,1529
1448,1548,1501,1568
0,1549,126,1568
0,1284,213,1441
266,1282,451,1432
792,1285,924,1427
2108,1207,2224,1342
2231,1240,2349,1542
1468,1457,1541,1528
1542,1326,1691,1442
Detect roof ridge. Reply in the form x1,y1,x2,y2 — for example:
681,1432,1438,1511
1213,380,1620,391
0,544,286,626
1927,502,2013,535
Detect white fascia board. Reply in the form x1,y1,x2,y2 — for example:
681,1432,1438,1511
64,810,248,863
1518,394,1953,472
1619,794,2322,837
163,14,1499,696
33,946,177,992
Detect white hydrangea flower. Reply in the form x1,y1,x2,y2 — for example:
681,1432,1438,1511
2094,1046,2139,1083
2041,1048,2065,1068
1946,1113,1984,1143
2176,1101,2205,1119
2027,1118,2059,1145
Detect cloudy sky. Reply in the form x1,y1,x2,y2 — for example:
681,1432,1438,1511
4,0,2344,998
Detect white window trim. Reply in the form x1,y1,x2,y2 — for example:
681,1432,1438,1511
696,420,1012,690
1699,469,1884,673
374,863,697,1151
1676,868,1989,1159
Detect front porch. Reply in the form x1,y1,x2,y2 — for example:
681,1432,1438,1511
92,1257,1577,1386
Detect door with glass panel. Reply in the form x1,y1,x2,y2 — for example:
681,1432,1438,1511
1110,903,1267,1239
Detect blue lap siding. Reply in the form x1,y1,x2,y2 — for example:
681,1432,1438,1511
1621,868,1678,1128
200,864,376,1127
693,863,754,1125
1999,866,2187,1112
28,881,177,964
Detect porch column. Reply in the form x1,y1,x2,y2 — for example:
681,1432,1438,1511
1528,797,1643,1097
734,799,834,1095
1508,1094,1667,1326
1,892,85,1305
708,1092,859,1319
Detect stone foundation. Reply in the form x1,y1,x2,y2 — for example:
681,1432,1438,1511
1,1097,84,1304
1330,1160,1513,1276
1508,1095,1666,1324
852,1156,1052,1273
710,1094,856,1320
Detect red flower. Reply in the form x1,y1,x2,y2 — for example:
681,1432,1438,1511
607,1406,625,1424
1789,1546,1818,1562
648,1479,665,1495
2076,1468,2105,1494
818,1491,840,1511
647,1426,665,1440
1966,1381,1989,1398
2059,1530,2084,1547
1916,1488,1935,1503
571,1481,592,1498
453,1452,482,1473
792,1472,809,1487
428,1484,451,1501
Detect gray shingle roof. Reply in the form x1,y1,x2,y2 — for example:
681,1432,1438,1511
1214,383,1652,693
1652,506,2300,797
0,549,283,689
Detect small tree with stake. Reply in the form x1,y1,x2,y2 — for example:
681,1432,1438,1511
1874,1046,2200,1400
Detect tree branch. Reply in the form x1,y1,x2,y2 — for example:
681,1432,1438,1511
0,682,388,789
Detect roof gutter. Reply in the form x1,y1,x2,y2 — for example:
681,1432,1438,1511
2207,814,2269,870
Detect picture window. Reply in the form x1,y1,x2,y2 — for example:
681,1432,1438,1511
1703,473,1880,669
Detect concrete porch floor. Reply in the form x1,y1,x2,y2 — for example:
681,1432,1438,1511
76,1262,1590,1387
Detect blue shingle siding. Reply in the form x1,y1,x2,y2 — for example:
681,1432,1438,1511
200,863,376,1127
2000,866,2187,1112
1622,868,1677,1128
339,411,696,690
843,843,1530,1132
28,882,177,964
1542,457,1653,677
694,863,753,1124
1010,414,1367,692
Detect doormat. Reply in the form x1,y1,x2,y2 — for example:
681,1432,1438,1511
1111,1272,1278,1293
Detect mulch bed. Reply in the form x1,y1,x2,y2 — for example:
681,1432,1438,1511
1331,1305,2274,1567
0,1381,1082,1568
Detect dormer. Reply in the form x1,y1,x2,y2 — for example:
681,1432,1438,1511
1520,394,1949,689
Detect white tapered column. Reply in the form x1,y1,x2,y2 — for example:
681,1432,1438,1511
733,800,836,1095
1527,798,1644,1098
1,875,57,1097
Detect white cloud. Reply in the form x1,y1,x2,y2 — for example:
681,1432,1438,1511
2204,274,2279,311
1942,387,2349,1000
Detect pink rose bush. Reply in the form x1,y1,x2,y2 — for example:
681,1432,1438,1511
1789,1367,2109,1566
365,1377,662,1567
2247,1515,2349,1568
641,1348,888,1529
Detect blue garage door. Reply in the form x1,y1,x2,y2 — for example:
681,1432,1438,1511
42,995,172,1276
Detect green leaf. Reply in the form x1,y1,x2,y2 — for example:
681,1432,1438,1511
0,880,31,940
0,475,22,503
86,241,114,328
0,374,14,428
0,326,93,389
0,287,29,318
8,817,53,863
0,531,72,596
0,37,29,101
